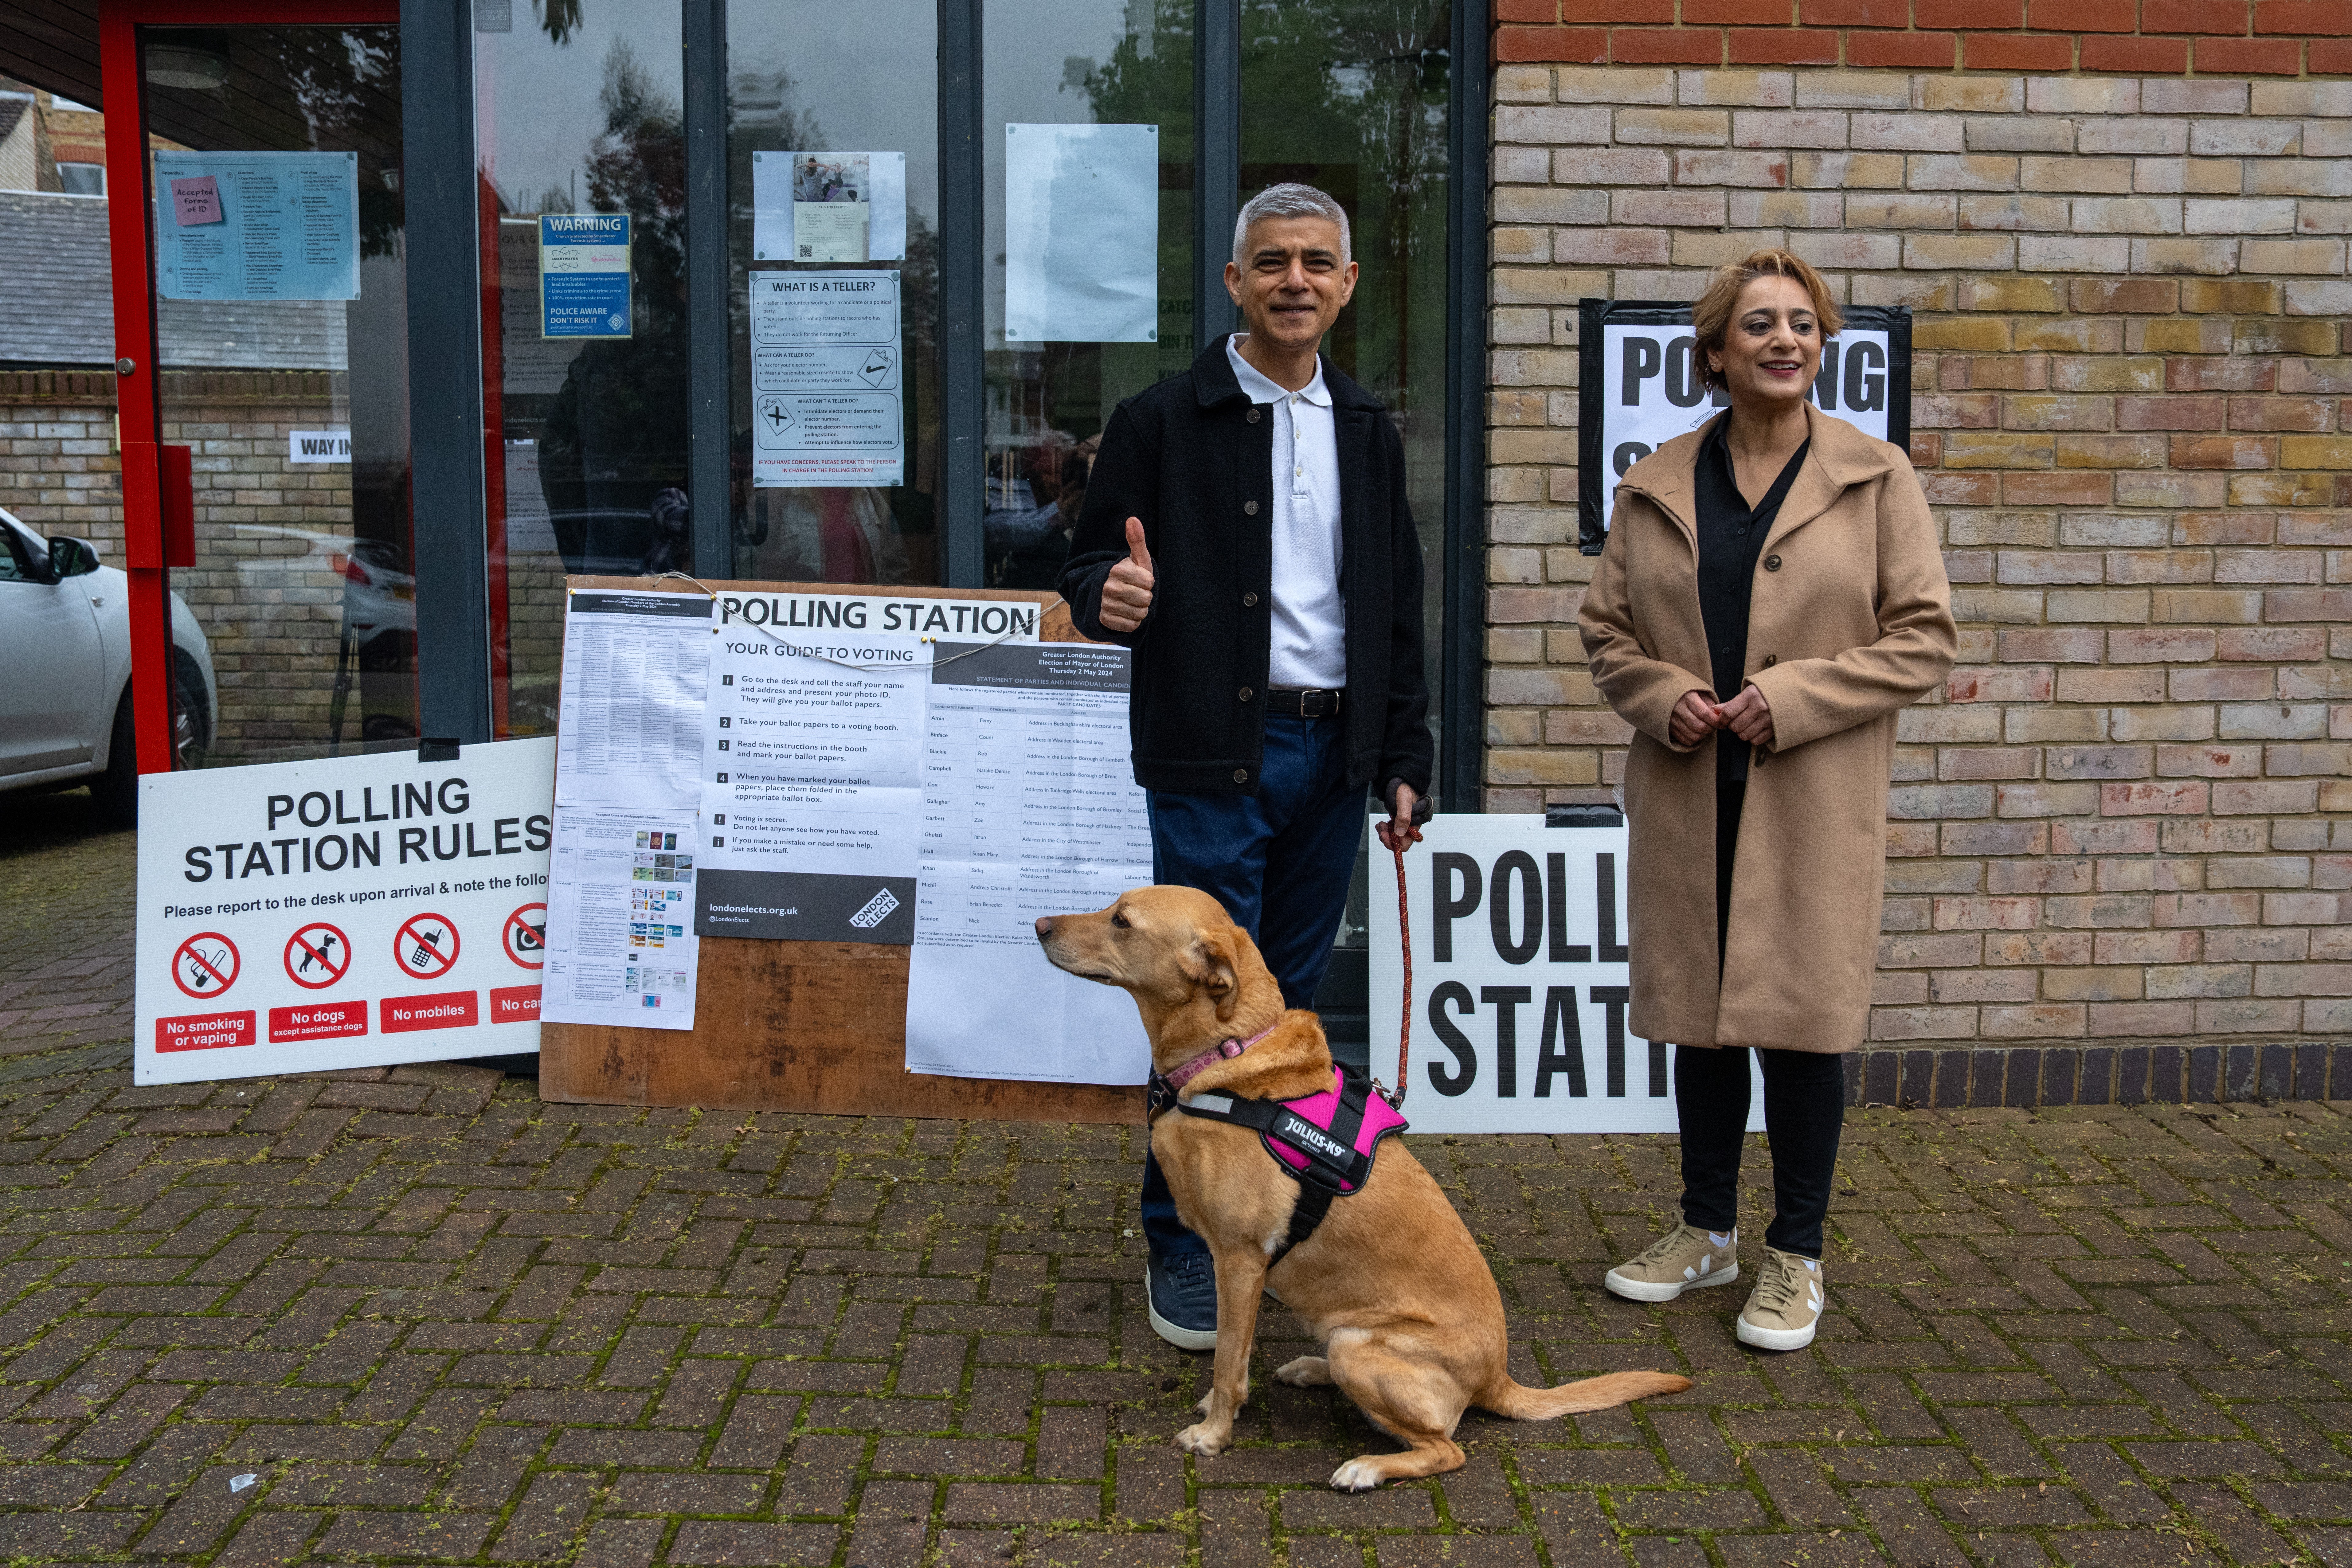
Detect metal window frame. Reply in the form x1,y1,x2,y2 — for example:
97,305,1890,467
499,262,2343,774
1439,0,1489,812
403,0,491,745
684,0,732,579
939,0,984,587
385,0,1487,768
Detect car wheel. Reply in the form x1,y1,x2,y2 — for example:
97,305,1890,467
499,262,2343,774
171,650,210,771
91,693,139,827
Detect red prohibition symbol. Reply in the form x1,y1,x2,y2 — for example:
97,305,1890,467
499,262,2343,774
503,903,548,970
393,912,460,981
284,922,353,991
172,932,240,1000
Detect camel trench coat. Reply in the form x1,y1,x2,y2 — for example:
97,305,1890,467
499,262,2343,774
1578,404,1957,1053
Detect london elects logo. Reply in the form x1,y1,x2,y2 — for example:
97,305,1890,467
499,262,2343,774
848,888,900,929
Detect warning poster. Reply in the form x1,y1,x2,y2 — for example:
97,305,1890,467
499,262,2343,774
134,738,557,1085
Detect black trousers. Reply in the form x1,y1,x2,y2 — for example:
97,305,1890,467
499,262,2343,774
1681,778,1845,1259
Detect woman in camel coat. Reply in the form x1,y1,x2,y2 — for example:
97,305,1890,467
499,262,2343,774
1577,250,1955,1351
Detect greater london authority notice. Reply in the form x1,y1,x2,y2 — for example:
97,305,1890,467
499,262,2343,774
904,641,1154,1086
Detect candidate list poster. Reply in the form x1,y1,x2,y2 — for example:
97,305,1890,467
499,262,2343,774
134,739,557,1085
749,271,903,487
905,642,1154,1087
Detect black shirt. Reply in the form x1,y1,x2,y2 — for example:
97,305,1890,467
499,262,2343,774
1693,414,1809,784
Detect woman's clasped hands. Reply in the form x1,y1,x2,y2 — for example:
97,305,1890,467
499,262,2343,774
1670,686,1774,751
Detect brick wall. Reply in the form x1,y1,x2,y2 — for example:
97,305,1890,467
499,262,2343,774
1496,0,2352,76
1483,66,2351,1054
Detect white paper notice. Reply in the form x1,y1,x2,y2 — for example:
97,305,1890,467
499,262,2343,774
748,271,904,488
154,152,361,302
905,642,1154,1086
751,151,908,262
501,218,585,395
696,592,942,943
1003,123,1159,344
542,809,700,1030
555,590,713,812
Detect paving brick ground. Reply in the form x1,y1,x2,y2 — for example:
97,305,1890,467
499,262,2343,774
3,800,2351,1566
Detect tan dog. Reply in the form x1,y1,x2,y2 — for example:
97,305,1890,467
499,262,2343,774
1037,885,1693,1491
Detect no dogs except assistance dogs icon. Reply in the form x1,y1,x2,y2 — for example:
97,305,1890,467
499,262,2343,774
283,923,352,991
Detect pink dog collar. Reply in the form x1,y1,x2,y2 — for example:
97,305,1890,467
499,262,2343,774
1162,1024,1278,1092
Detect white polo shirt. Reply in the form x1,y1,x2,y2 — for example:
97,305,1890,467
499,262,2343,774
1226,335,1346,690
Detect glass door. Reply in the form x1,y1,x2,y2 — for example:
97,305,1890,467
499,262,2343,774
109,4,410,772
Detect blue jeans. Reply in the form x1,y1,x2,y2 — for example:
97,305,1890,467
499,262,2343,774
1139,713,1368,1261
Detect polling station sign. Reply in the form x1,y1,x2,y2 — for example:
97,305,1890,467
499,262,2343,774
135,739,556,1085
1577,301,1910,552
1368,815,1761,1136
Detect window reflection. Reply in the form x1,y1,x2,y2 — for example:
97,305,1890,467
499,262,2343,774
475,2,687,737
727,0,941,586
982,0,1194,592
1241,0,1451,944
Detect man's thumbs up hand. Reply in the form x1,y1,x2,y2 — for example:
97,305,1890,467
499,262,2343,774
1100,515,1155,634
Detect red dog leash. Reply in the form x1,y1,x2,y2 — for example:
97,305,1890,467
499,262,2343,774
1380,839,1412,1110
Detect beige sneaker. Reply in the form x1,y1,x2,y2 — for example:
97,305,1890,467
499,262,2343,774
1604,1222,1740,1303
1736,1246,1825,1351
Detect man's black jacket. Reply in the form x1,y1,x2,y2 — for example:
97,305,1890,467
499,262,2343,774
1059,337,1434,799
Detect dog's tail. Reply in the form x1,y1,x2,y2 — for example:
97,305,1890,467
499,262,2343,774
1481,1370,1693,1421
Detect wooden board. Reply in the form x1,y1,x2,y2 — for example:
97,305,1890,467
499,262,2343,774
538,576,1142,1125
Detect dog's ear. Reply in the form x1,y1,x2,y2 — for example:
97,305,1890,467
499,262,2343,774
1179,928,1239,1020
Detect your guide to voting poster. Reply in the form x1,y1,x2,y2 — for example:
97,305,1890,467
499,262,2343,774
695,590,1047,944
133,740,556,1085
154,151,360,302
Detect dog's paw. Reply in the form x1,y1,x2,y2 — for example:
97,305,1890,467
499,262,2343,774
1329,1458,1387,1492
1275,1355,1330,1387
1174,1422,1231,1458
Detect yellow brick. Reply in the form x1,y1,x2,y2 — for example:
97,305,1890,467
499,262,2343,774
2180,280,2282,314
2056,435,2167,469
2235,319,2339,357
1959,277,2062,314
1914,317,2013,351
2280,436,2352,470
1942,432,2057,469
2227,472,2336,507
2136,318,2233,354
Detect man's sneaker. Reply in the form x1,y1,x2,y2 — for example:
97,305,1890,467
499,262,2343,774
1603,1223,1740,1303
1736,1246,1825,1351
1145,1251,1218,1351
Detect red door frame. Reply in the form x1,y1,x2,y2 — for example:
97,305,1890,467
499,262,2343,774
100,0,401,773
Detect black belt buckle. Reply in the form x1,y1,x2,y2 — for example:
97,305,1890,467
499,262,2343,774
1274,687,1340,719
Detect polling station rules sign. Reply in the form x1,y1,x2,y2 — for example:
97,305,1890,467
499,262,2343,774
134,739,556,1084
1368,815,1761,1135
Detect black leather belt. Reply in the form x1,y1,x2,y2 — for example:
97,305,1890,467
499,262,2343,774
1266,687,1341,718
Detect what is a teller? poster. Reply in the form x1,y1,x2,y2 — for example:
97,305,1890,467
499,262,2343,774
748,271,903,488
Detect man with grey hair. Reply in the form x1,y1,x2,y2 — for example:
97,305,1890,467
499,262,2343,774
1059,183,1434,1350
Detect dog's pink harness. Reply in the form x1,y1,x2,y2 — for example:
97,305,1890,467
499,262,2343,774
1147,1027,1411,1263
